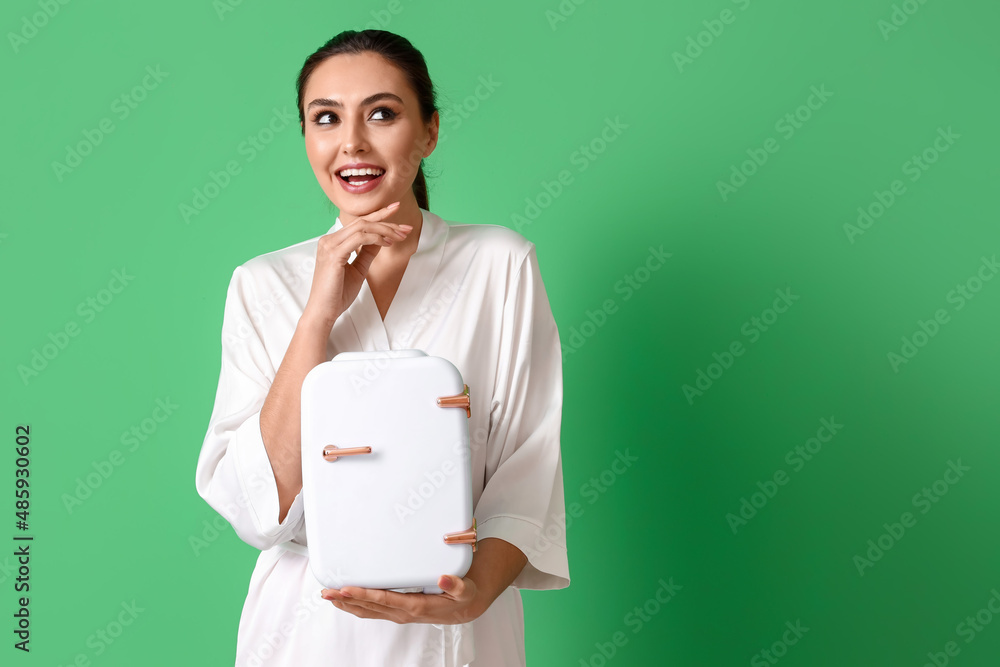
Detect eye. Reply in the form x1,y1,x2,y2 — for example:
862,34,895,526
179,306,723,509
370,106,396,121
311,110,336,125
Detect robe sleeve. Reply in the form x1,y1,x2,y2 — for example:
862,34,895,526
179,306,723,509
195,264,305,551
474,243,570,591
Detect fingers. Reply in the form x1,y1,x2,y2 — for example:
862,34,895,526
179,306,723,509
342,201,410,249
333,597,397,620
337,225,409,252
322,587,415,623
327,597,388,621
342,587,414,611
320,581,477,625
350,221,411,242
315,201,413,264
363,200,403,222
316,227,409,273
349,201,410,237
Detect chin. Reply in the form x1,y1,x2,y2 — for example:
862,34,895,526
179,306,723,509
335,199,387,217
333,190,405,216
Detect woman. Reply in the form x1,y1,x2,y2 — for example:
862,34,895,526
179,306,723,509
196,29,569,666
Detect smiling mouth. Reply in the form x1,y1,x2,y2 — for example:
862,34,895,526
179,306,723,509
338,167,385,185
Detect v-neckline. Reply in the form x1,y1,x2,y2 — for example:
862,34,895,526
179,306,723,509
328,208,447,351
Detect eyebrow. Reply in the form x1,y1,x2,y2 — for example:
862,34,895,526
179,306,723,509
306,92,404,111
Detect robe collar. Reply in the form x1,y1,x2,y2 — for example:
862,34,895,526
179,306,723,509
328,207,448,351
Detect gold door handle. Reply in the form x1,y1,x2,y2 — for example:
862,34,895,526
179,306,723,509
322,445,373,462
443,518,478,552
437,384,471,418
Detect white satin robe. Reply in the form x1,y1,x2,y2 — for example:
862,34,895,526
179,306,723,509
195,208,569,666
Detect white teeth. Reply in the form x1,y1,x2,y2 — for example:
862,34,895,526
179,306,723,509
339,167,385,177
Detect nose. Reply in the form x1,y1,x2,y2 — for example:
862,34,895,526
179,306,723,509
341,115,369,155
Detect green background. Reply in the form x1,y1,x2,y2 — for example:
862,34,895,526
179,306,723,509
2,0,998,664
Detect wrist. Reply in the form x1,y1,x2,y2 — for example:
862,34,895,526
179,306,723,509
298,307,338,335
463,576,494,621
460,572,505,619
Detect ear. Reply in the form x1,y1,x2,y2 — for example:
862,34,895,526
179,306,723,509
423,110,440,158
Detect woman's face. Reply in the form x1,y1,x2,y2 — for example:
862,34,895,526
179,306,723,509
301,51,438,217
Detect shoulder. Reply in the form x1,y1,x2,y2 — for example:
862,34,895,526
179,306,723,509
439,215,536,271
226,234,320,301
240,233,319,275
445,219,533,255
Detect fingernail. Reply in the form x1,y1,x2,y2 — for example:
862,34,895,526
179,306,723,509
388,202,401,208
399,224,413,230
440,577,453,590
340,589,352,598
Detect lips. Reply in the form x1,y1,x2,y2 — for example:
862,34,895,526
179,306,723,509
339,172,383,183
337,164,385,183
333,162,387,194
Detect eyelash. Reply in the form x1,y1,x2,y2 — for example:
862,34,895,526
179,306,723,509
311,107,396,125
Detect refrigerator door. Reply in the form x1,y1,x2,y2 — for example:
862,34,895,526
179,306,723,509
300,349,475,594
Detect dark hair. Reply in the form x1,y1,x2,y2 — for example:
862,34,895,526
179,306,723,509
296,29,438,211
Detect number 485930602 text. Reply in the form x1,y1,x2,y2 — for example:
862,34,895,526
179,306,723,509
15,426,30,531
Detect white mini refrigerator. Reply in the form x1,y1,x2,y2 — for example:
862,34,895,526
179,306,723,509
299,349,477,594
